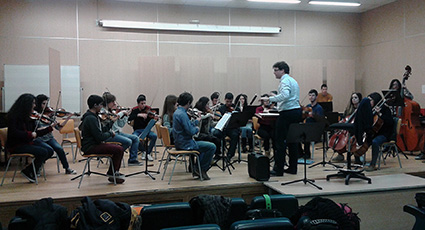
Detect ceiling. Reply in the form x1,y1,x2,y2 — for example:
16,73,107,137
115,0,397,13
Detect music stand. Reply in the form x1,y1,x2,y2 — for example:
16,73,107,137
281,122,325,190
309,114,343,169
231,106,257,164
126,119,159,180
211,113,234,174
318,102,333,114
382,89,403,107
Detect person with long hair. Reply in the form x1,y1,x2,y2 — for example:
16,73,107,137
33,94,77,174
235,94,253,153
194,96,221,159
6,93,54,182
162,94,178,144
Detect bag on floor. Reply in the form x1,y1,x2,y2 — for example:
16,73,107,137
69,196,131,230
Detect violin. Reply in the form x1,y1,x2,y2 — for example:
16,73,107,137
187,108,201,120
301,106,313,120
55,108,80,117
98,110,117,121
30,112,55,125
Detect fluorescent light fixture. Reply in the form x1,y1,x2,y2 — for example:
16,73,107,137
309,0,360,6
98,20,281,34
247,0,301,3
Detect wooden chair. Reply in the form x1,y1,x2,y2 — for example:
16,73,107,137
59,119,77,163
159,125,203,184
70,128,117,188
157,125,175,172
0,128,46,185
252,116,263,153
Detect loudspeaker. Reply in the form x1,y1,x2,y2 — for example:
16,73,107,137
248,153,270,181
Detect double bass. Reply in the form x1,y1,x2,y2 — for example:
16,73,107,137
396,66,425,152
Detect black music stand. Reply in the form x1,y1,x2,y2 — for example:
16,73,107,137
126,119,159,180
382,89,403,107
211,113,235,174
309,114,342,169
281,122,325,190
230,106,257,165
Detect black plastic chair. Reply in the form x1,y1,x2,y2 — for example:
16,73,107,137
230,217,293,230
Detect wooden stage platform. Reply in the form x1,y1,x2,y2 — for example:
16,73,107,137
0,145,424,228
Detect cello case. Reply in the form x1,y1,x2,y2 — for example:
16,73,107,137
396,66,425,152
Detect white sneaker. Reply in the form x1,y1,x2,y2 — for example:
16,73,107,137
142,152,154,161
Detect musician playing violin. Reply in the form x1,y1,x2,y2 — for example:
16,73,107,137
214,92,239,161
33,94,77,175
6,93,54,183
354,92,393,171
102,92,142,166
128,94,158,161
299,89,324,159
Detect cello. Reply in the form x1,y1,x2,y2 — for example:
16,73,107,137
396,66,425,152
328,110,356,154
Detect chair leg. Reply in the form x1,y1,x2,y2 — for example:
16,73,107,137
12,158,20,182
109,157,116,185
161,153,171,181
395,146,402,168
1,158,13,186
195,155,203,182
55,153,60,173
31,159,38,185
168,155,180,185
78,158,90,189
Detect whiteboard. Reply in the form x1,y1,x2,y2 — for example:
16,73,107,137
3,65,80,112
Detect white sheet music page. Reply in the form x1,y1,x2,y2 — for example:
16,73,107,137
215,113,232,131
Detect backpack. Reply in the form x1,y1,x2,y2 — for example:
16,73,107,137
291,196,360,230
70,197,131,230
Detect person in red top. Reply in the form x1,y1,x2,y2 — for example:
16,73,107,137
128,94,159,161
6,93,55,183
255,94,276,157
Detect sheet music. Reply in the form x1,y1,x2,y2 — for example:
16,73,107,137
259,113,279,117
215,113,232,131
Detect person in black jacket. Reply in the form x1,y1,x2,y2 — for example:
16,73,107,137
6,93,54,183
79,95,125,184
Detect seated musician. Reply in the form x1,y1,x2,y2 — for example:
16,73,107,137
33,94,77,174
255,94,275,157
213,92,239,161
7,93,54,183
173,92,215,180
300,89,324,159
79,95,125,183
210,92,221,108
102,92,142,166
333,92,362,162
128,94,158,161
317,83,333,102
194,96,221,159
235,94,253,153
354,92,393,171
161,94,178,144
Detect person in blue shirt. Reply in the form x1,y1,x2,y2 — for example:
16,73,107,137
268,61,302,176
299,89,324,159
173,92,215,180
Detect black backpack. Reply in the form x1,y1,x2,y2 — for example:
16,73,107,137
70,197,131,230
291,196,360,230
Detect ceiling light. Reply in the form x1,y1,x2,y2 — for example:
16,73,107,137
247,0,301,4
309,0,360,6
98,20,282,34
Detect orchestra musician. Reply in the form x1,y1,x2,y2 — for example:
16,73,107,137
317,84,333,102
194,96,221,159
210,92,221,107
78,95,125,184
235,94,253,153
214,92,239,161
173,92,215,180
102,92,142,166
333,92,362,163
255,94,276,157
299,89,324,159
268,61,302,176
128,94,158,162
354,92,394,171
33,94,77,174
388,79,414,117
161,94,178,145
7,93,54,183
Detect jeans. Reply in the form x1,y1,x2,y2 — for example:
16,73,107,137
107,132,139,162
34,138,70,169
197,141,216,171
133,129,157,154
212,128,239,158
370,135,387,166
12,144,52,172
240,123,253,139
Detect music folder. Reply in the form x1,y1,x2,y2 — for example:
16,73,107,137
215,113,232,132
